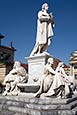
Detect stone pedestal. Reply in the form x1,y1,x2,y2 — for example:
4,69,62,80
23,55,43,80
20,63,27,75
26,52,53,84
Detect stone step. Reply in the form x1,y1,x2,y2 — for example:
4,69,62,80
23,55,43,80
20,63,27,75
8,106,41,115
0,99,77,111
0,94,77,115
5,106,77,115
24,100,77,110
0,94,77,104
0,100,25,108
0,109,16,115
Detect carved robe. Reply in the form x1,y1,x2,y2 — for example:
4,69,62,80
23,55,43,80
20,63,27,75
30,10,54,56
36,10,54,46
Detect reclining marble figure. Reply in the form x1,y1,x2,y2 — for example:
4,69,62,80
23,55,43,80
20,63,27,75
3,61,28,96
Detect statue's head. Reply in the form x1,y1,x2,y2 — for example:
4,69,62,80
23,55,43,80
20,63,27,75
42,3,49,11
13,61,21,68
48,58,53,65
58,62,64,67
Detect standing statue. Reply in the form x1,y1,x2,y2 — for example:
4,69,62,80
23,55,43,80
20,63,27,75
3,61,28,96
30,3,54,56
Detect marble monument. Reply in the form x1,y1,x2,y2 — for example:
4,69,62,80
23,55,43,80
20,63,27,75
2,3,77,115
26,3,55,84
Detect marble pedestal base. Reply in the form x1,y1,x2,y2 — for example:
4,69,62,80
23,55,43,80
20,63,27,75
26,52,53,84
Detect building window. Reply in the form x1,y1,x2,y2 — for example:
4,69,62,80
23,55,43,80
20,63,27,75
75,74,77,79
74,66,77,69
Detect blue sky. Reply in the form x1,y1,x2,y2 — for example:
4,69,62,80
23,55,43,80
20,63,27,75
0,0,77,65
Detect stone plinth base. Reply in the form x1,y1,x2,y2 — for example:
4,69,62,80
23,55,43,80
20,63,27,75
26,52,53,84
0,94,77,115
17,83,40,93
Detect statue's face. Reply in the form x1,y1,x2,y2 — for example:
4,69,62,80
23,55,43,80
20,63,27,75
62,64,64,68
48,58,53,66
42,3,48,11
45,4,48,11
13,61,21,68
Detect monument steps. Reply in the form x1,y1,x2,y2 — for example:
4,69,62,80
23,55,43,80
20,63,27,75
1,105,77,115
0,99,77,110
24,101,77,110
0,94,77,115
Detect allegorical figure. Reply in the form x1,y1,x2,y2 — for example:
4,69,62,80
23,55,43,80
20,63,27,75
30,3,54,56
42,62,71,98
34,58,56,98
3,61,28,96
34,61,74,98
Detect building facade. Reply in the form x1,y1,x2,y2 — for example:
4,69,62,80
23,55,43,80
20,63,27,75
0,34,16,83
70,51,77,82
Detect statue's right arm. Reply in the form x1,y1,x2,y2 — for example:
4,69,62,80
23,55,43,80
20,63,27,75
9,69,17,75
48,66,56,75
38,11,50,22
